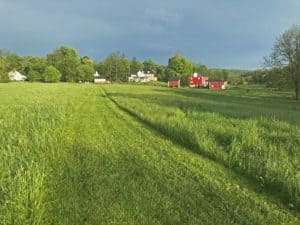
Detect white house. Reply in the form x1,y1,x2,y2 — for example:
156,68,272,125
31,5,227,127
8,71,26,81
94,71,107,83
128,71,157,82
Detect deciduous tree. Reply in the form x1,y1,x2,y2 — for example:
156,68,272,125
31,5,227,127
166,53,194,85
194,64,209,75
27,70,42,82
6,54,23,71
0,72,9,83
130,57,142,74
47,46,80,82
22,56,47,75
43,66,61,83
81,56,94,67
103,52,130,82
142,59,157,74
77,64,95,82
265,25,300,99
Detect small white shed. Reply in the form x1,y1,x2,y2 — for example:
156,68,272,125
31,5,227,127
94,71,107,83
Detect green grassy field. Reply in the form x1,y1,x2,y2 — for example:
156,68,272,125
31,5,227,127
0,83,299,225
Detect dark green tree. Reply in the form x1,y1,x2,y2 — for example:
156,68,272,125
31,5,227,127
0,56,8,78
166,53,194,85
265,67,293,90
142,59,157,74
156,65,167,81
0,53,13,82
242,70,268,84
194,64,209,75
130,57,142,74
221,69,229,81
22,56,47,75
77,64,95,82
27,70,42,82
94,61,106,76
103,52,130,82
43,66,61,83
265,25,300,99
47,46,80,82
6,54,23,71
81,56,94,67
0,72,10,83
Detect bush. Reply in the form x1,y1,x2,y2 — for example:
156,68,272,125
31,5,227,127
0,72,10,83
43,66,61,83
27,70,42,82
76,64,94,82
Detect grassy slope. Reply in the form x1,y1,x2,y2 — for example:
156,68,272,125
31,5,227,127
0,83,299,225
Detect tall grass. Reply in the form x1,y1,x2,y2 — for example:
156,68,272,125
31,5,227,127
104,84,300,210
0,83,299,225
0,104,65,224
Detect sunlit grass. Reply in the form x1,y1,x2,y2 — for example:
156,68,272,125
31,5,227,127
0,83,299,225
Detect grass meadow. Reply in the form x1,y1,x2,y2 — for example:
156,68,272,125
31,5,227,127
0,83,299,225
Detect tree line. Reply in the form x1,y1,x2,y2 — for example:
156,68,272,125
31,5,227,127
241,68,293,90
0,47,244,85
1,25,300,99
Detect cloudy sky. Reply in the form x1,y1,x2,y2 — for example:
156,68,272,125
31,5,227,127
0,0,300,69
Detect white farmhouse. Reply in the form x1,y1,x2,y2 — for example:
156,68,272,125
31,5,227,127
128,71,157,82
8,71,26,81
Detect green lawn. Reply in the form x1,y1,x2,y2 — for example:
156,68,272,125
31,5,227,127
0,83,299,225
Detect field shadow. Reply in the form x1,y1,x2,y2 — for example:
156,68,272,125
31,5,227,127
107,88,300,125
157,88,300,122
104,89,300,214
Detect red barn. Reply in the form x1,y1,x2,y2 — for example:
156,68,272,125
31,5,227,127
168,78,181,88
208,80,228,89
189,73,208,88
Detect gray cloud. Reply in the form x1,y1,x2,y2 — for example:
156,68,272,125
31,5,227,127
144,8,184,26
0,0,300,69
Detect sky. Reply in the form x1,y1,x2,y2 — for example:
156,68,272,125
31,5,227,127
0,0,300,69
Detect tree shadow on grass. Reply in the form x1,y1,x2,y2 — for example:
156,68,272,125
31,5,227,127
104,90,300,214
107,87,300,125
158,87,300,120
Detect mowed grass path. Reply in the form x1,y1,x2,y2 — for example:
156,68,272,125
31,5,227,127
0,83,299,225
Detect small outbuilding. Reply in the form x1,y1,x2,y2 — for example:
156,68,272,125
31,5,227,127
208,80,228,89
168,77,181,88
8,71,26,81
94,71,108,84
